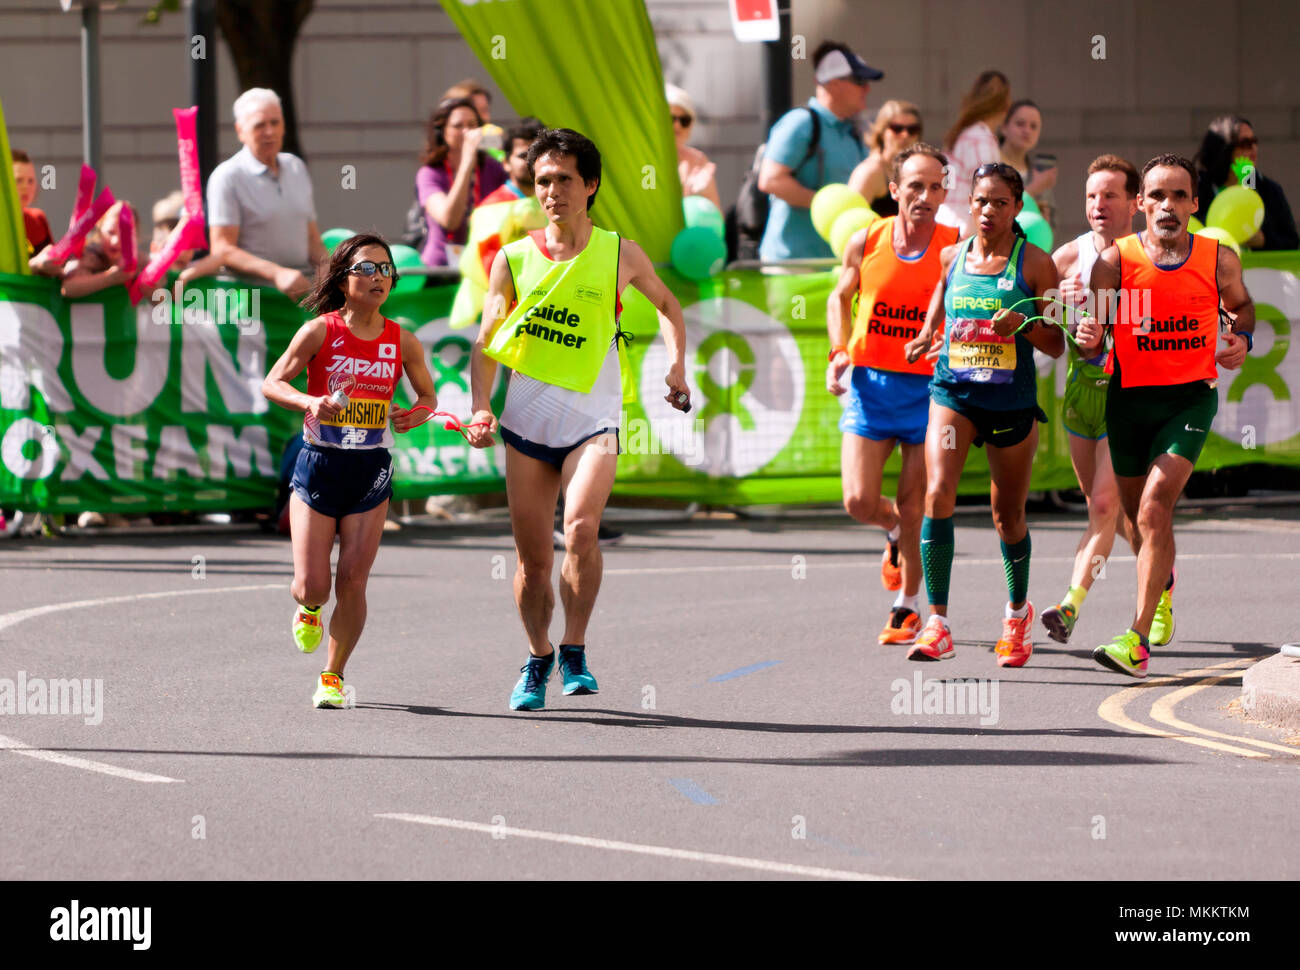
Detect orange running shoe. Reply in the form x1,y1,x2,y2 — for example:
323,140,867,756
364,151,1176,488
880,540,902,591
907,615,954,661
878,607,921,645
995,602,1035,668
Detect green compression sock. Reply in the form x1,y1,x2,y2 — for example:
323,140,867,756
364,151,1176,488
1001,533,1032,605
921,516,954,607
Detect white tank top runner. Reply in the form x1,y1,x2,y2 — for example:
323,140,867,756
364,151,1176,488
1067,230,1102,328
499,340,622,449
1075,230,1100,287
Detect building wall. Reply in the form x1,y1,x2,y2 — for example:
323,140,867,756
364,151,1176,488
3,0,1296,250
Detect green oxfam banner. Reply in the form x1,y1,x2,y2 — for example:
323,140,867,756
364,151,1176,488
1,260,1299,513
439,0,682,262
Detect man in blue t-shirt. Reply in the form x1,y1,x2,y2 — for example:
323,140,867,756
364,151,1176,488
758,42,882,261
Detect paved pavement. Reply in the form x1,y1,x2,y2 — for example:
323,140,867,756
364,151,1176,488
1,505,1297,880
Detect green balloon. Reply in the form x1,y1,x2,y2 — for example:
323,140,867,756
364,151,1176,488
683,195,724,240
322,227,355,253
670,226,726,281
1016,211,1053,251
388,243,427,295
811,183,869,240
1206,184,1264,244
1188,216,1205,234
1019,192,1041,217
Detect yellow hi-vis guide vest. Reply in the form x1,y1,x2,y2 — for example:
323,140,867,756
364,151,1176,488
485,226,634,401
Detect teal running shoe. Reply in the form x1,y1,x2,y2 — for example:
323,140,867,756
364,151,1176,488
509,652,554,711
1092,630,1150,679
558,644,599,695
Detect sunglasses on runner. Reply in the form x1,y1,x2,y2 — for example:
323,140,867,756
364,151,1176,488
672,114,693,128
888,123,921,135
973,162,1020,179
347,260,395,278
1234,136,1258,150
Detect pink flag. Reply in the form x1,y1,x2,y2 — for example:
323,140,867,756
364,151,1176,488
128,213,206,305
44,187,116,265
173,106,204,219
118,203,138,275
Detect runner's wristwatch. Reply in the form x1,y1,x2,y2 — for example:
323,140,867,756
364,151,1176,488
828,346,848,362
1234,330,1253,352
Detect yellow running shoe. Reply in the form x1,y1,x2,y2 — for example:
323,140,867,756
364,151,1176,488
293,605,324,654
312,671,346,709
1149,567,1176,646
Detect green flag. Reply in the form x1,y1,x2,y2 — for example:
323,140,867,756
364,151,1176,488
439,0,683,261
0,94,30,275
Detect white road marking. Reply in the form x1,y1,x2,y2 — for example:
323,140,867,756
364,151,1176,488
0,583,282,783
377,813,900,881
0,583,285,633
0,734,181,783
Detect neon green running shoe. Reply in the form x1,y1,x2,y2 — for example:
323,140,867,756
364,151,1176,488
1092,630,1149,679
1149,590,1175,647
292,605,324,654
1041,602,1078,644
312,671,346,709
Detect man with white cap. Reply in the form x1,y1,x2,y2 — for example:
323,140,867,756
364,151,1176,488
758,42,882,261
666,83,721,211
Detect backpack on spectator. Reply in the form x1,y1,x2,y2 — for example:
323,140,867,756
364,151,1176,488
402,189,428,251
725,106,822,262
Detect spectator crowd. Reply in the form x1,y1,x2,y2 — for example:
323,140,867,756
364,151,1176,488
3,48,1298,536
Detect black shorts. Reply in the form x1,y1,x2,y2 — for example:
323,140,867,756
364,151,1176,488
290,444,393,521
948,401,1048,449
499,426,620,470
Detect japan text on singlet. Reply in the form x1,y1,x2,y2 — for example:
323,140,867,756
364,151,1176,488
1112,232,1219,389
485,227,632,400
303,313,403,450
850,217,959,375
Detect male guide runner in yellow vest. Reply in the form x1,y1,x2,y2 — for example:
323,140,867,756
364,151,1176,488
484,225,626,395
466,128,690,714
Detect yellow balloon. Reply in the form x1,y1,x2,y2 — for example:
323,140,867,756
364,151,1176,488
811,184,869,241
1187,216,1204,234
1206,184,1264,244
830,206,879,258
1195,226,1241,257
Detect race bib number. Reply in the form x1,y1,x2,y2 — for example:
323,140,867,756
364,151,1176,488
948,318,1016,384
313,397,391,448
322,398,390,430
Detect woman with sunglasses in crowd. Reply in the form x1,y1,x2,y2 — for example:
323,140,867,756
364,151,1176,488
1193,114,1298,251
666,84,721,210
263,234,438,709
902,162,1064,668
849,100,923,217
416,96,508,267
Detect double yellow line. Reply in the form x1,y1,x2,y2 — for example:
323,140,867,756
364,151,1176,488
1097,658,1299,760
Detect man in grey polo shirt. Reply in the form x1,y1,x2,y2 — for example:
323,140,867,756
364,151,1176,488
207,88,327,299
758,42,881,261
